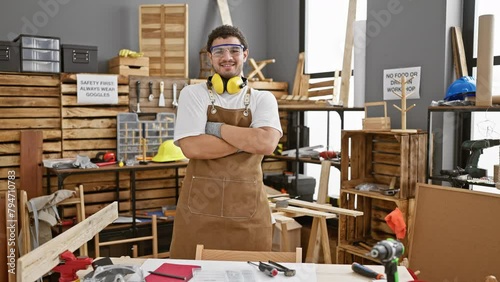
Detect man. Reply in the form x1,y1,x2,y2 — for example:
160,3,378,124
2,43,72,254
170,25,282,259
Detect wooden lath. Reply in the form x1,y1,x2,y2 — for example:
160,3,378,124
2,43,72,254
451,26,468,78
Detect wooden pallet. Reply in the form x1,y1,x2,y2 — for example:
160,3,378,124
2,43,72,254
60,73,130,158
139,4,189,77
0,72,61,193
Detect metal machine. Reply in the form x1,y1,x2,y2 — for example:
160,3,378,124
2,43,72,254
440,139,500,187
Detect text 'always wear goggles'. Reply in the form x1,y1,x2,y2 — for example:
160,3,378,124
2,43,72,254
209,44,245,57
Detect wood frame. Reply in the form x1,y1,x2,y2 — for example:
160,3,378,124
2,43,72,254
195,244,302,263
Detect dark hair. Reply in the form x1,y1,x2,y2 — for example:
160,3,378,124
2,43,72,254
206,25,248,52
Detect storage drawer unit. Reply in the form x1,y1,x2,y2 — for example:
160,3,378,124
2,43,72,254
15,34,60,73
62,44,98,73
0,41,20,72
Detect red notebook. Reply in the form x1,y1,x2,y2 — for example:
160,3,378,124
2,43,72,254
145,262,201,282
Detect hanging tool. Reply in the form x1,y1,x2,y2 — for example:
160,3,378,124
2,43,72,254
369,239,404,282
135,81,141,113
351,262,384,279
247,261,278,277
268,260,296,277
172,82,178,108
148,81,154,101
159,81,165,107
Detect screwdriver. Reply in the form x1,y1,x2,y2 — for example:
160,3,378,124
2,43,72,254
351,262,384,279
247,261,278,277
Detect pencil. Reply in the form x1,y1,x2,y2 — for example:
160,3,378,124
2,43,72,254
148,270,187,281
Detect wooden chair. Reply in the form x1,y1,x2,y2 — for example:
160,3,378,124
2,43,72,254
94,215,159,258
195,244,302,263
21,185,87,256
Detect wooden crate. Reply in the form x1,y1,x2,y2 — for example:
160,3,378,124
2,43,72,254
340,130,427,199
109,56,149,77
336,192,414,264
128,75,188,113
0,72,61,193
60,73,130,158
139,4,189,77
337,130,425,264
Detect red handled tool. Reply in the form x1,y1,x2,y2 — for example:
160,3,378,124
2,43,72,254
351,262,384,279
247,261,278,277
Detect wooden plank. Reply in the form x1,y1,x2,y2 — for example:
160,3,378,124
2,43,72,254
271,197,363,217
0,118,60,130
62,128,117,139
63,139,116,151
0,192,8,282
0,73,59,87
62,107,128,118
451,26,468,77
62,118,116,129
0,97,60,107
1,108,60,118
17,202,118,282
339,0,357,106
60,73,129,85
20,131,44,199
0,86,60,97
217,0,233,26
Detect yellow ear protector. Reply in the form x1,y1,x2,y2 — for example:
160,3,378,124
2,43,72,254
208,73,247,95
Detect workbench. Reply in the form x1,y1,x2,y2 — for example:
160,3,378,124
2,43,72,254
47,161,188,226
78,258,414,281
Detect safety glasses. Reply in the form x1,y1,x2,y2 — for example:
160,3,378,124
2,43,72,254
209,44,245,58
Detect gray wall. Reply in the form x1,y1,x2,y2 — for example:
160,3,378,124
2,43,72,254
0,0,460,131
365,0,460,130
0,0,275,79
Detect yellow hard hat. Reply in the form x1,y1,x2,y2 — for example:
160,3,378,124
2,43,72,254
152,140,186,162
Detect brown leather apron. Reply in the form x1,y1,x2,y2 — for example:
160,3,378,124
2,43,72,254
169,101,272,259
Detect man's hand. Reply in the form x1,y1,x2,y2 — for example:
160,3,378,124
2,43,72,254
205,122,224,139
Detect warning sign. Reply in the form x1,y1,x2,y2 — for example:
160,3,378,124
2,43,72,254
383,66,421,100
77,74,118,104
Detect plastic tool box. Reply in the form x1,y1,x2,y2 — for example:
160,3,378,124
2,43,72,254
117,113,176,162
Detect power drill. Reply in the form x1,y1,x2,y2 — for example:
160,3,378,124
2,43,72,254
369,239,404,282
462,139,500,178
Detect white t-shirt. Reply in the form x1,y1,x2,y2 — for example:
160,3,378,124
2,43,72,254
174,82,283,144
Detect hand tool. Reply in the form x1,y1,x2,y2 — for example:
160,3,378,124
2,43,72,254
268,260,296,277
247,261,278,277
172,82,178,107
351,262,384,279
159,81,165,107
148,81,154,101
369,239,404,282
135,81,141,113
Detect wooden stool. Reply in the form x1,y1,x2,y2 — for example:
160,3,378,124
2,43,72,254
247,58,275,81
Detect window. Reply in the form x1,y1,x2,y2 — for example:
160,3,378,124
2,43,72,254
463,0,500,192
301,0,366,199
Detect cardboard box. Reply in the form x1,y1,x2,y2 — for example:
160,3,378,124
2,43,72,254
272,220,302,252
108,56,149,76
